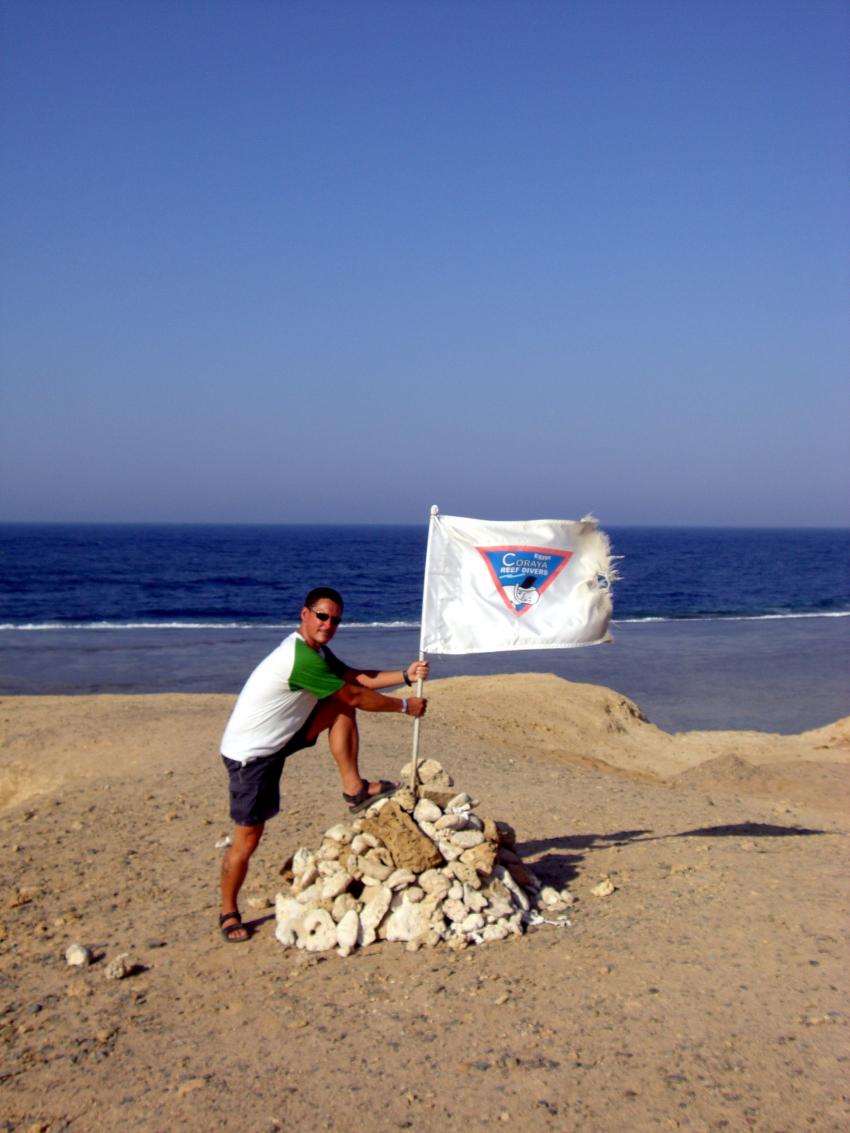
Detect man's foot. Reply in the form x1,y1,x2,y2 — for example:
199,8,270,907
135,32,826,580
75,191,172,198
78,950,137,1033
219,910,250,943
343,779,399,814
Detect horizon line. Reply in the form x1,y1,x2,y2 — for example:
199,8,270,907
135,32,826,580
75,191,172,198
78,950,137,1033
1,519,848,532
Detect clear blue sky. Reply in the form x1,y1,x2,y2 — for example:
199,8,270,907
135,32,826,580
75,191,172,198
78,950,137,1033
1,0,847,526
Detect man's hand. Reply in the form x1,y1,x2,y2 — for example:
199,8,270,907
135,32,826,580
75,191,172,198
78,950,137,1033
406,660,430,683
404,697,427,717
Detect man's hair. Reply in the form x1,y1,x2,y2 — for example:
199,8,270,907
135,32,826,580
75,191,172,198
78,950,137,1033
303,586,344,611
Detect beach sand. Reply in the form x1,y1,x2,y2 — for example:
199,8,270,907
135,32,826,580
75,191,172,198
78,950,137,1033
2,675,848,1132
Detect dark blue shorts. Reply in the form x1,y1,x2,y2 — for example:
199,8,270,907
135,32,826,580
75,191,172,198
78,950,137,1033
222,707,319,826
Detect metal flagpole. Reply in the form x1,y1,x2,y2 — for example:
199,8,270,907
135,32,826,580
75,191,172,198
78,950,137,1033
409,505,439,796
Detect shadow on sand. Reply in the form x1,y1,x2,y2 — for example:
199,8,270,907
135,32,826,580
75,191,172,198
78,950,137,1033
518,821,829,889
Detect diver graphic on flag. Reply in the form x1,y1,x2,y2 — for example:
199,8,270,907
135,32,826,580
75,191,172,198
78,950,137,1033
477,546,573,616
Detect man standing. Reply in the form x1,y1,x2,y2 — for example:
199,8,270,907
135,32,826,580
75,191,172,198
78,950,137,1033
218,586,428,943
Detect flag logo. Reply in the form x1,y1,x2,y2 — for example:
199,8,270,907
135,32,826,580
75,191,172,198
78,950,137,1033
477,546,573,617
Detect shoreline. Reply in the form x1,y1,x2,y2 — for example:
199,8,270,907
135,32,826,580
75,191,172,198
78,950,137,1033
2,615,847,733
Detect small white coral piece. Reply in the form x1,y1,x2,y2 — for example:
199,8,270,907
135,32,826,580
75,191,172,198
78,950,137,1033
296,908,337,952
336,909,360,956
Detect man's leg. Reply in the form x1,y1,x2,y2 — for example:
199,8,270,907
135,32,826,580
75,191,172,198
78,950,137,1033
220,822,264,941
306,698,392,798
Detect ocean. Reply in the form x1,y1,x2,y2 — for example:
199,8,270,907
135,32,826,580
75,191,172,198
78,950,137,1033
1,523,847,733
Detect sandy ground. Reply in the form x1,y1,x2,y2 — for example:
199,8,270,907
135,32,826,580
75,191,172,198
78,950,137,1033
1,674,848,1133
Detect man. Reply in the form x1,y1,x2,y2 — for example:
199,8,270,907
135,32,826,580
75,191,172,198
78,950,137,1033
218,586,429,943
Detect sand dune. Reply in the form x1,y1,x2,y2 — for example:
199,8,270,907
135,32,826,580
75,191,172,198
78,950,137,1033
2,675,847,815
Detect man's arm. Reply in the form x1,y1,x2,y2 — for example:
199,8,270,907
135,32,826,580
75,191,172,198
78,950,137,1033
332,683,427,717
338,659,430,691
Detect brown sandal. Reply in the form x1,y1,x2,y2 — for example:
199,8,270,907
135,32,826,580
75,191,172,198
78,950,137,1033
342,779,399,814
219,910,250,943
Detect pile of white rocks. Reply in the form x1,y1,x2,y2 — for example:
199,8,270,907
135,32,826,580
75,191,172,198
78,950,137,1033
275,759,573,956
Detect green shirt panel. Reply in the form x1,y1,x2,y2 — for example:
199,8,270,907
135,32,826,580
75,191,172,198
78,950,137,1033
289,637,346,699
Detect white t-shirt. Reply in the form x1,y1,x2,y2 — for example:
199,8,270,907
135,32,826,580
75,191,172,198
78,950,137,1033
220,632,345,763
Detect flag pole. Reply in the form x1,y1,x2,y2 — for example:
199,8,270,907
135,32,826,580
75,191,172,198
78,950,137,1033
409,505,439,796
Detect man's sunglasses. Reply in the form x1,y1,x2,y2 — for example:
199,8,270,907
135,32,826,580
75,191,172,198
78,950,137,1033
311,610,342,625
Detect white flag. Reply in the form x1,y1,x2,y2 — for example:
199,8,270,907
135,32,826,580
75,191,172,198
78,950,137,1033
420,512,615,655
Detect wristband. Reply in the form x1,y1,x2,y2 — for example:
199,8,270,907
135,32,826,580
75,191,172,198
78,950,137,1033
401,699,409,715
402,667,412,686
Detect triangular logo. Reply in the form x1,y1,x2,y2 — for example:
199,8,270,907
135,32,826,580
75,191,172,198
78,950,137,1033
476,545,573,617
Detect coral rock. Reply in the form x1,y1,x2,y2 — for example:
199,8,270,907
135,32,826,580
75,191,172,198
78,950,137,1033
460,912,485,934
65,943,92,967
387,868,417,890
295,881,322,905
419,870,451,899
321,872,352,900
463,886,488,912
434,813,467,832
495,865,530,912
275,895,306,946
482,816,499,844
442,898,467,923
459,842,497,877
358,885,393,946
591,878,616,898
383,894,431,943
393,788,416,812
362,802,443,873
104,953,133,980
292,847,316,876
296,908,337,952
482,922,510,942
292,863,319,892
323,824,352,844
357,855,393,883
445,861,482,890
415,759,446,783
413,798,443,825
451,829,485,849
246,895,272,910
446,792,473,811
317,860,344,878
420,788,457,808
332,892,361,922
336,909,360,957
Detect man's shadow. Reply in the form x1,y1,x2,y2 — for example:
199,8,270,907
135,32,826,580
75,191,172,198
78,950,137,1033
517,822,828,890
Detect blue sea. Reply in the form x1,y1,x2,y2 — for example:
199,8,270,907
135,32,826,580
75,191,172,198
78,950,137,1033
1,524,847,734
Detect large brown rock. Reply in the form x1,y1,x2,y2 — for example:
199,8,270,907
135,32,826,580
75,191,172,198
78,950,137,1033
362,801,444,873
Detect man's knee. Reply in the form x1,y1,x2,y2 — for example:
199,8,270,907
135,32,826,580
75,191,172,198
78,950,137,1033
308,697,355,739
231,823,264,857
